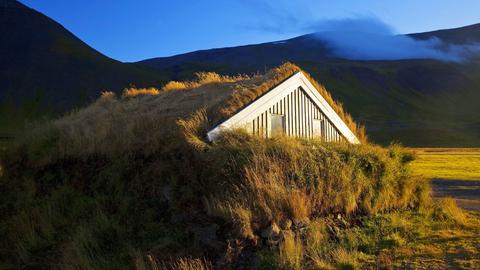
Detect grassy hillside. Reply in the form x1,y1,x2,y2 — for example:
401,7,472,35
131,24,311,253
1,90,478,269
0,0,167,135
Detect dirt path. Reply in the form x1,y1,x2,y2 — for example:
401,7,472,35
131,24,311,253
431,179,480,212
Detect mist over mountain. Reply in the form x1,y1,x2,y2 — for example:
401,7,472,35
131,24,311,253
309,18,480,62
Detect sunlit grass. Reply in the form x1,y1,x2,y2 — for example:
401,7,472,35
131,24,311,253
410,148,480,180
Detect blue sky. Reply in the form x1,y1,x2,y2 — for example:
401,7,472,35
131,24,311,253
20,0,480,62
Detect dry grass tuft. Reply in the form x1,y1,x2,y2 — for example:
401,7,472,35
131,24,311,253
279,232,303,270
169,258,213,270
286,190,311,223
149,257,213,270
122,87,160,97
332,248,359,270
162,72,250,91
433,197,468,225
100,91,116,98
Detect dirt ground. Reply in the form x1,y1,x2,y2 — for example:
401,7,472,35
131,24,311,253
431,179,480,212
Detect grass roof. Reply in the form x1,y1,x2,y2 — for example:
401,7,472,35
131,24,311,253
122,63,363,137
45,63,365,158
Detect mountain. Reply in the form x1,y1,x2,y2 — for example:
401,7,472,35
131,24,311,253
0,0,166,134
139,25,480,147
409,23,480,44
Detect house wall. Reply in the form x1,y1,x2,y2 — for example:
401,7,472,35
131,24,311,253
247,86,345,142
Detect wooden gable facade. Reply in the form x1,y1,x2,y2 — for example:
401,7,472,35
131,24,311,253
207,72,360,144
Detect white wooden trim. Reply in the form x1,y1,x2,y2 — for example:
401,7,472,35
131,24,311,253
207,72,360,144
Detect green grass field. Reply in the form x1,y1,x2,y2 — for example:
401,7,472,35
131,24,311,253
410,148,480,181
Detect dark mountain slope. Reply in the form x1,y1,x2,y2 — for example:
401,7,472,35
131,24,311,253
138,25,480,147
0,0,166,133
410,23,480,44
138,34,334,76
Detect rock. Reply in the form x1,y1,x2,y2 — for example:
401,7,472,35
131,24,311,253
261,222,281,240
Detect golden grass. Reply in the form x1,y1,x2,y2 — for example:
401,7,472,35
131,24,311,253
122,87,160,97
279,232,303,270
433,197,468,225
162,72,250,91
100,90,116,98
285,190,311,223
332,248,359,270
169,258,213,270
410,148,480,180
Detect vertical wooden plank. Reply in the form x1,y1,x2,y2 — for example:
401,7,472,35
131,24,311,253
306,97,309,138
307,98,313,138
288,93,292,136
260,113,263,137
297,89,301,137
292,89,296,137
306,94,310,138
330,123,333,142
300,89,304,138
285,95,289,135
327,121,331,142
287,93,291,136
329,122,333,142
264,111,268,138
307,95,310,137
303,90,306,138
290,92,294,136
262,112,265,138
299,88,303,137
303,92,307,138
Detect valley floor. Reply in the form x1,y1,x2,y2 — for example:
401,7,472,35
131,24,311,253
410,148,480,181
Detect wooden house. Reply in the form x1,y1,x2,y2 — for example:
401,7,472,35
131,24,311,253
207,69,359,143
